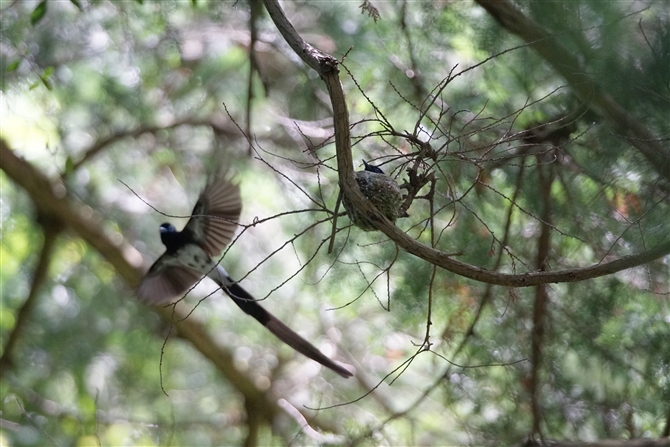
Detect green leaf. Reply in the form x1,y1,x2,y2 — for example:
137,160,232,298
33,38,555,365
135,0,143,4
65,156,75,175
40,74,53,91
70,0,83,11
42,66,55,79
190,0,197,5
31,1,48,25
6,60,20,72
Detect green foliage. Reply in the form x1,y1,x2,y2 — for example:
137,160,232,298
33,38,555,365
30,1,47,26
1,0,668,445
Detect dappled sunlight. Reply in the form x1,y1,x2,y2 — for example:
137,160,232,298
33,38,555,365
1,0,669,446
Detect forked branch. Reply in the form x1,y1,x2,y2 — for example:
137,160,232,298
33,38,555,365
261,0,670,288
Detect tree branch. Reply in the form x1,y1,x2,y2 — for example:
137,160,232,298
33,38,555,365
0,214,61,370
261,0,670,288
530,161,555,439
71,118,239,172
474,0,670,182
0,138,279,424
525,439,670,447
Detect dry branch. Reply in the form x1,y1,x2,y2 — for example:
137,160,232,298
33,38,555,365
0,138,279,424
526,439,670,447
474,0,670,182
0,215,61,370
261,0,670,288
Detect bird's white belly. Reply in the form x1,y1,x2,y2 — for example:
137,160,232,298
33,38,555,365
164,244,215,272
162,244,232,286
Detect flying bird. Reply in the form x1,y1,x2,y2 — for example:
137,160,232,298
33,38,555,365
137,168,353,378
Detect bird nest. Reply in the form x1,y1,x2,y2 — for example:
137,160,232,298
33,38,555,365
343,170,403,232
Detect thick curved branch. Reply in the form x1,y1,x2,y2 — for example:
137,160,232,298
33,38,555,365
0,138,278,422
261,0,670,288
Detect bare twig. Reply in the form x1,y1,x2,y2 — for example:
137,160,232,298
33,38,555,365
260,1,670,289
71,118,237,172
0,138,282,426
475,0,670,181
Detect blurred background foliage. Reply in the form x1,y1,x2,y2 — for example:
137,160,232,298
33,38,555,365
1,0,669,446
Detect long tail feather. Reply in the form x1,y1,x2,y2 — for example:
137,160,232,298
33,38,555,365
210,268,352,378
264,313,353,378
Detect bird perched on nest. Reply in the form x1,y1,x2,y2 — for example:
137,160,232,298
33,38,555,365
137,167,353,378
342,160,404,231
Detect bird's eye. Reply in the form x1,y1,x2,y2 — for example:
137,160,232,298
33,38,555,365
160,223,174,233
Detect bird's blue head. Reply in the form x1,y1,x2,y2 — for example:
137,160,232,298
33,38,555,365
160,223,176,234
363,160,384,174
159,223,180,252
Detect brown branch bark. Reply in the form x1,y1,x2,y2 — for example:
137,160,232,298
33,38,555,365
0,138,279,426
525,439,670,447
71,118,239,172
261,0,670,288
243,398,262,447
0,214,61,370
474,0,670,182
246,0,264,157
530,161,555,439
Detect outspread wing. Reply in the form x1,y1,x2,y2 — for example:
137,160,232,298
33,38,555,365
184,170,242,258
137,253,204,304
